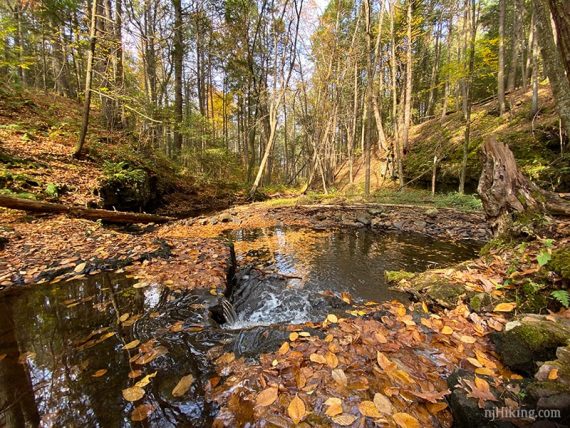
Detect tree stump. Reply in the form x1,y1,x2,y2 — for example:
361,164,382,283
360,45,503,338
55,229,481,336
477,137,567,235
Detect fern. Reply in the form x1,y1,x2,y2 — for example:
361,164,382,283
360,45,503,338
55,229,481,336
551,290,570,308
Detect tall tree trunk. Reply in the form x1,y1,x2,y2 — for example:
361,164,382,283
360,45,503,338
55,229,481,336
534,0,570,140
73,0,98,158
498,0,506,115
547,0,570,82
172,0,184,158
507,0,521,92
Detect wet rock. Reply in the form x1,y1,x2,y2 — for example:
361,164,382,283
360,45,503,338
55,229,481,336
233,327,289,358
414,220,427,230
425,208,439,218
384,270,415,284
356,214,371,226
548,245,570,280
210,217,219,225
469,292,492,312
367,208,383,216
314,213,328,221
219,213,233,223
394,271,469,308
98,169,158,212
447,369,520,428
492,316,570,375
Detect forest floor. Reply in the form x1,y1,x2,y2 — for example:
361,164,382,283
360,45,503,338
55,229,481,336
1,199,569,426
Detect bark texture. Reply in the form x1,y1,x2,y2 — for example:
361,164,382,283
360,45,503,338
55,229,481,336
0,196,174,224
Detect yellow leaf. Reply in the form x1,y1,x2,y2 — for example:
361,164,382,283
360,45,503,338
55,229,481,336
278,342,290,355
441,326,453,335
131,403,154,422
373,393,393,415
393,412,420,428
289,332,299,342
92,369,107,378
172,374,194,397
119,313,130,322
426,402,448,414
332,368,348,387
209,289,217,296
421,302,429,313
332,414,357,426
133,282,149,289
123,340,140,350
467,357,483,368
299,332,311,337
548,368,559,380
135,371,157,388
327,314,338,323
325,352,339,368
376,351,396,371
122,386,145,402
493,302,516,312
358,400,382,418
475,367,495,376
256,387,279,407
74,262,86,273
460,335,477,344
128,370,142,379
325,334,334,342
287,395,306,424
324,397,343,417
310,353,327,364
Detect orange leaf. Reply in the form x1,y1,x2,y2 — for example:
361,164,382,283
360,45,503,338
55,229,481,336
393,412,420,428
358,400,382,418
441,326,453,335
310,353,327,364
131,403,155,422
548,368,559,380
172,374,194,397
122,386,145,402
493,302,516,312
287,395,306,424
256,387,279,407
92,369,107,378
373,393,393,415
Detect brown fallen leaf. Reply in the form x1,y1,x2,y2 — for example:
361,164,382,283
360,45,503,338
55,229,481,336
358,400,382,418
493,302,516,312
172,374,195,397
122,386,145,402
91,369,107,378
324,397,343,417
325,351,339,369
332,414,357,426
310,353,327,364
135,371,157,388
393,412,420,428
332,368,348,387
373,393,393,415
131,403,155,422
287,395,306,424
427,402,448,414
128,370,142,379
256,387,278,407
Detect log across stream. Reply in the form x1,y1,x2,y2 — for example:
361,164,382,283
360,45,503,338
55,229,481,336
0,227,481,426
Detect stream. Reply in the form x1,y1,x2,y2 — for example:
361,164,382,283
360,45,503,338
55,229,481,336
0,227,481,427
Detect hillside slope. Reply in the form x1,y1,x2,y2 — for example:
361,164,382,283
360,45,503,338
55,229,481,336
336,85,569,193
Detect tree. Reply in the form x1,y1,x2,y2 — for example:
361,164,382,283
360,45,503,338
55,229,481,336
498,0,506,115
172,0,183,157
74,0,98,158
547,0,570,82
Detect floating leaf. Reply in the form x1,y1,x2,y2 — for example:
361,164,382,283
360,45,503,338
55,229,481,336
135,371,157,388
332,414,357,426
119,313,130,322
131,403,155,422
74,262,86,273
122,386,145,402
123,340,140,350
287,395,306,424
92,369,107,378
493,302,516,312
393,412,420,428
128,370,142,379
172,374,194,397
373,393,393,415
358,400,382,418
256,387,278,407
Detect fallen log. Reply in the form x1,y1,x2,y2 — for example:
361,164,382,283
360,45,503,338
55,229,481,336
477,137,570,235
0,195,175,224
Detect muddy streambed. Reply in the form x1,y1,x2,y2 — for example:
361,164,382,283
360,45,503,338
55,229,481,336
0,227,481,426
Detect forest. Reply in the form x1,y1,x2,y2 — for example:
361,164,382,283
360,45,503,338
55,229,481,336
0,0,570,426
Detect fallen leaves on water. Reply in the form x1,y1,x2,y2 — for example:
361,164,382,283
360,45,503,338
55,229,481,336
119,313,130,322
74,262,86,273
131,403,155,422
91,369,107,378
493,302,516,312
255,387,279,407
172,374,195,397
393,412,420,428
123,340,140,350
122,386,145,402
287,395,306,424
135,371,157,388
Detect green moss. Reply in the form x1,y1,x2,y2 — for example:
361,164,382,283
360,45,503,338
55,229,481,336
469,293,491,312
102,161,147,185
549,245,570,280
44,183,59,198
385,270,415,283
0,188,37,199
515,323,568,351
